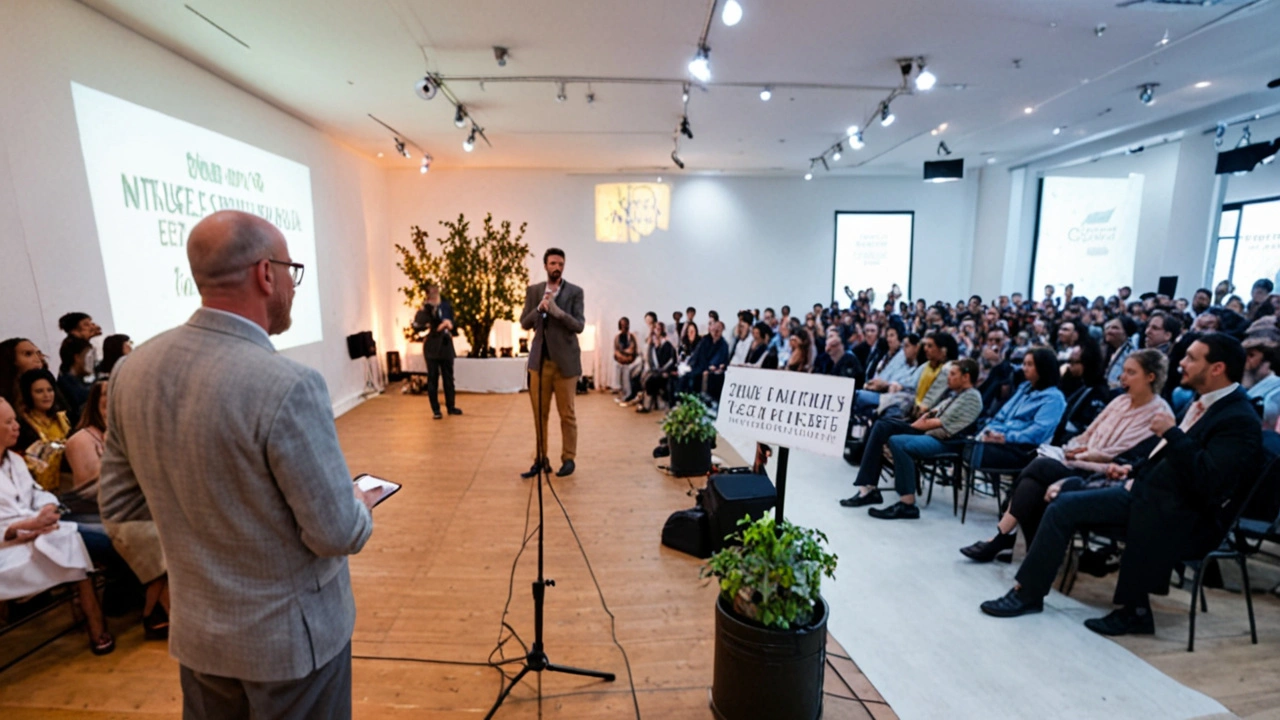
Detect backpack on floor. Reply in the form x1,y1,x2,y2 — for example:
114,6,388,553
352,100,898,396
661,505,711,558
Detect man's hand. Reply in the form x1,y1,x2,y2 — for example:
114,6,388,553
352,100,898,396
1104,463,1131,481
438,319,453,331
354,484,383,512
887,382,903,393
1150,413,1176,437
1044,480,1065,503
983,430,1006,444
1063,447,1082,460
537,297,551,314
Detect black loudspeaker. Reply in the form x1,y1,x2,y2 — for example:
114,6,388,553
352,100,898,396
1158,276,1178,298
346,331,376,360
700,474,777,552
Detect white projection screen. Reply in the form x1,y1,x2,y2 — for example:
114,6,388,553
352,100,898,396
1032,175,1144,301
70,82,322,350
832,212,913,305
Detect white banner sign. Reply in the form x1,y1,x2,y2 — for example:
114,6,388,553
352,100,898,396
715,367,856,458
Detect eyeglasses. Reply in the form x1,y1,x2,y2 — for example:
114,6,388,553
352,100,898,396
267,259,305,287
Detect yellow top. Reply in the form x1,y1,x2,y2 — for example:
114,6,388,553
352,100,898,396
916,363,942,406
23,410,71,491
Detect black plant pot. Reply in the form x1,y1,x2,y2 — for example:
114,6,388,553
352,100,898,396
710,595,827,720
668,437,712,477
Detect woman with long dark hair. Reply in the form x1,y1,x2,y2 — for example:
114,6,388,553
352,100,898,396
0,337,45,407
17,368,71,490
97,334,132,377
968,347,1067,475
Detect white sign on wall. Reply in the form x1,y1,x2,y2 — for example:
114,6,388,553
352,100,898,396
832,212,913,306
1032,174,1144,301
715,367,856,458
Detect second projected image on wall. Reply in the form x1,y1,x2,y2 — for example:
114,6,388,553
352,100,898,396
832,212,913,306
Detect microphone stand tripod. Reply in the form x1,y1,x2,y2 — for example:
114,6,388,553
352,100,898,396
486,312,615,719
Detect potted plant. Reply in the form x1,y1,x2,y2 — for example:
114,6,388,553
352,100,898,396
661,393,716,476
395,213,531,357
702,516,838,720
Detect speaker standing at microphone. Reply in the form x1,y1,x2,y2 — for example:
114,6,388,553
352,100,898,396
519,248,585,478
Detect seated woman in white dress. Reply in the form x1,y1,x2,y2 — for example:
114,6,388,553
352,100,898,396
0,397,113,655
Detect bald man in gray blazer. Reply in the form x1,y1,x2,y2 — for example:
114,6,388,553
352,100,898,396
100,211,380,720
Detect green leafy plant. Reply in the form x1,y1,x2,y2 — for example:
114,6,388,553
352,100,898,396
701,515,838,630
660,393,717,444
395,213,531,357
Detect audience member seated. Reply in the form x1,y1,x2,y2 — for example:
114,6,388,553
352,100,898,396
0,397,113,655
638,322,676,414
785,326,814,373
58,312,102,378
1248,279,1274,321
1055,335,1109,442
960,350,1172,562
58,336,94,425
613,317,642,404
738,322,779,370
840,359,984,519
979,334,1261,638
1242,333,1280,427
851,322,884,369
878,332,956,419
17,369,72,491
678,321,700,361
968,347,1067,476
1144,310,1180,356
727,312,753,366
854,326,918,416
814,334,863,380
679,320,728,396
977,327,1015,412
1102,316,1138,390
0,337,46,407
95,334,132,378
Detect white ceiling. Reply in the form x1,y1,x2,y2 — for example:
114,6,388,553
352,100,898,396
80,0,1280,175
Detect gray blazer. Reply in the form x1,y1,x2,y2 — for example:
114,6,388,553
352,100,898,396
100,308,372,682
521,280,585,377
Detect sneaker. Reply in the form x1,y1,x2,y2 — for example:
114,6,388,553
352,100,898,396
839,489,883,507
868,501,920,520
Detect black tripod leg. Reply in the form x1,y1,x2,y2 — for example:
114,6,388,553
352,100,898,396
544,662,616,681
485,664,534,720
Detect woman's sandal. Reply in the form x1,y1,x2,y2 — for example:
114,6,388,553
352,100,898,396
89,629,115,656
143,607,170,641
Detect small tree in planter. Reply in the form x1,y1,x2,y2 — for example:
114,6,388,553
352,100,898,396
394,213,530,357
701,515,838,720
660,393,716,476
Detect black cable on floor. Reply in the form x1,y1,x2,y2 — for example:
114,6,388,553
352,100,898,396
488,475,539,701
545,476,642,720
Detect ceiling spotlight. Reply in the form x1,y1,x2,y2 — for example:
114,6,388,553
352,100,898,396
804,171,813,181
937,141,952,156
682,83,690,103
586,87,596,104
1237,125,1252,149
760,86,772,102
454,105,466,128
414,75,438,101
849,130,865,150
394,138,409,158
1094,23,1106,38
376,151,384,158
1156,29,1170,47
1052,126,1062,135
680,115,693,140
915,61,937,91
671,149,684,169
463,127,476,152
986,157,997,165
657,176,662,182
832,143,843,162
880,102,895,127
938,122,948,132
420,155,431,174
1194,81,1212,89
1138,83,1158,105
493,46,510,67
556,82,567,102
1215,122,1228,147
846,124,860,138
722,0,743,26
1024,106,1034,114
689,46,711,83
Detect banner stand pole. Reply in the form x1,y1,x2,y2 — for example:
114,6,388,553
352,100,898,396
775,446,789,525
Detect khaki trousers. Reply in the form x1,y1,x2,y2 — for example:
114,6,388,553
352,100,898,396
529,359,578,463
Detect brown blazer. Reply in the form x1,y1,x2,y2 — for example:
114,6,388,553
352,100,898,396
521,280,585,377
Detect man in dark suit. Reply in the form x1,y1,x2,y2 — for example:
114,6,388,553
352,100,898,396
519,248,585,478
979,333,1262,636
412,282,462,420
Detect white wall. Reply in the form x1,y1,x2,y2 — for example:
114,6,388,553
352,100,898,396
375,169,979,370
0,0,385,412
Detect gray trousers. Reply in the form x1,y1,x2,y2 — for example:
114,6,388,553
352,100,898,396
181,641,352,720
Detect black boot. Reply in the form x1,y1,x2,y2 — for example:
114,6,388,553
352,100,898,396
960,530,1016,563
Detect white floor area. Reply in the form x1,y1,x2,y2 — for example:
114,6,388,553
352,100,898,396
742,438,1237,720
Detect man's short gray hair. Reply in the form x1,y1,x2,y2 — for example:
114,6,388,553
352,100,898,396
187,211,278,291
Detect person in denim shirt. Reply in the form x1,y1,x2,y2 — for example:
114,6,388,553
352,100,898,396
969,347,1067,473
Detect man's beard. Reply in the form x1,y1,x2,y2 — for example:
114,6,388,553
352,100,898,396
549,270,562,282
267,289,293,335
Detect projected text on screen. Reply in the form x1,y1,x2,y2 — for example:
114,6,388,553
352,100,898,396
832,212,913,306
70,82,322,350
1032,175,1144,302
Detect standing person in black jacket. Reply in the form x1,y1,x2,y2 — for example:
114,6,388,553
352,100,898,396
979,334,1262,636
413,282,462,420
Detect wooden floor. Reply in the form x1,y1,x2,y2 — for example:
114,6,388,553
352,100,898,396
0,389,894,719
